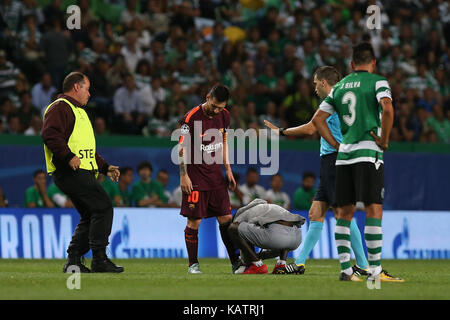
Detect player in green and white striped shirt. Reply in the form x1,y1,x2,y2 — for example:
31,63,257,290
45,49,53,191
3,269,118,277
312,42,404,283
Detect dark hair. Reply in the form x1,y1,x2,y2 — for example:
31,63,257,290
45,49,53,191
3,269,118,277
246,167,258,175
23,14,36,22
157,169,168,175
19,91,31,99
154,101,169,121
209,84,230,103
33,169,45,178
352,42,376,65
294,8,305,16
7,113,19,122
136,59,150,75
302,171,316,180
175,98,187,106
314,66,341,86
119,166,133,175
176,36,187,44
271,173,282,181
0,97,11,105
137,161,153,172
63,72,88,93
123,72,133,80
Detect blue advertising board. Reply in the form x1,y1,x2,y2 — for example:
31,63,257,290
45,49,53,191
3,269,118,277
1,208,449,259
2,144,450,210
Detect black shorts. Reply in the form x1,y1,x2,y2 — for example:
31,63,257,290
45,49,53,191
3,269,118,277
335,162,384,207
314,152,337,207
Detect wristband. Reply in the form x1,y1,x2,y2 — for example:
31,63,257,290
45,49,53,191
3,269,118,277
279,128,286,136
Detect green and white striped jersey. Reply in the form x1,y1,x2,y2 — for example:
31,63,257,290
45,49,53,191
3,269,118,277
319,70,392,166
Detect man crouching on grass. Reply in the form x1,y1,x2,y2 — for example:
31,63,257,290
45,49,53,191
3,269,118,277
228,199,305,274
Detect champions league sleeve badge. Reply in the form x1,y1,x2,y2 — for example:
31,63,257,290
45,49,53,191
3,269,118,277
181,124,190,134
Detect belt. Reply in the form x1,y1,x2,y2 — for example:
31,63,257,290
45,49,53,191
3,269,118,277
53,168,98,177
70,168,98,175
83,168,99,176
272,220,296,227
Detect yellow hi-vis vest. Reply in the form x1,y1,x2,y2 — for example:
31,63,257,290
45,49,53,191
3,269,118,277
44,98,98,174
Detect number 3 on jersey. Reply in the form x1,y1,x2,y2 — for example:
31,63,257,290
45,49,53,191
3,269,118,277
342,91,356,126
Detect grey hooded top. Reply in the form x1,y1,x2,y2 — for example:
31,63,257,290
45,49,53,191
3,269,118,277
233,199,305,227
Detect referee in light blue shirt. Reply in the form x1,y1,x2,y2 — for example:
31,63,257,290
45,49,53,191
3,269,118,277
263,66,369,276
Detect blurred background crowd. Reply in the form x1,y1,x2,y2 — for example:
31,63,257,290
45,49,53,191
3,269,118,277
0,0,449,142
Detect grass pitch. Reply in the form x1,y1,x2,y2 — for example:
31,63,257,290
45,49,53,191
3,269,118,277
0,259,449,300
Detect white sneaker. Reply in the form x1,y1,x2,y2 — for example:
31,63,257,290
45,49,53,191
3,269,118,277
188,263,202,274
232,259,246,274
233,265,247,274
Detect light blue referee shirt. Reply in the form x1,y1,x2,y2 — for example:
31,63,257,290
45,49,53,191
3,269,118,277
320,112,343,157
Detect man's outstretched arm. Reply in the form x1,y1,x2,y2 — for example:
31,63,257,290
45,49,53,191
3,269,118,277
264,116,317,137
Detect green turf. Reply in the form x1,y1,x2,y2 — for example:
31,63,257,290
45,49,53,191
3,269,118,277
0,259,449,300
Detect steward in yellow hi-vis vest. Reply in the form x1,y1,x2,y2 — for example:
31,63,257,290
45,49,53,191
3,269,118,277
41,72,123,273
44,97,98,174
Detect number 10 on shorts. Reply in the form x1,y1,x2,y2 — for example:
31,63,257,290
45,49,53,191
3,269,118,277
188,191,199,203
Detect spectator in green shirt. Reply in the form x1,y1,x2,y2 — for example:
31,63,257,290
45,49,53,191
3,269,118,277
116,166,134,207
156,169,173,207
132,161,167,207
257,63,278,92
99,167,134,207
47,183,74,208
24,169,54,208
99,173,119,201
267,29,288,59
426,104,450,143
282,79,319,127
293,171,316,211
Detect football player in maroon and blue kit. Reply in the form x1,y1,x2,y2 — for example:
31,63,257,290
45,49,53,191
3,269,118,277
178,84,243,274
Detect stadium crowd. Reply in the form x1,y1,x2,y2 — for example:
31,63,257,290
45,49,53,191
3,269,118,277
0,0,449,142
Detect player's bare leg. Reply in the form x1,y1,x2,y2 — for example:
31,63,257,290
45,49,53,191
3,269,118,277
185,217,202,273
310,200,330,222
217,214,242,272
365,204,404,282
337,204,355,220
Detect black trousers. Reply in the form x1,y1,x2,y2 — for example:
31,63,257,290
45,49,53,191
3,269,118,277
53,169,113,255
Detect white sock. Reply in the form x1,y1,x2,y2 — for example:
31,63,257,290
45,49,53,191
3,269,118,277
370,265,382,277
276,259,286,265
252,260,263,267
343,267,353,276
